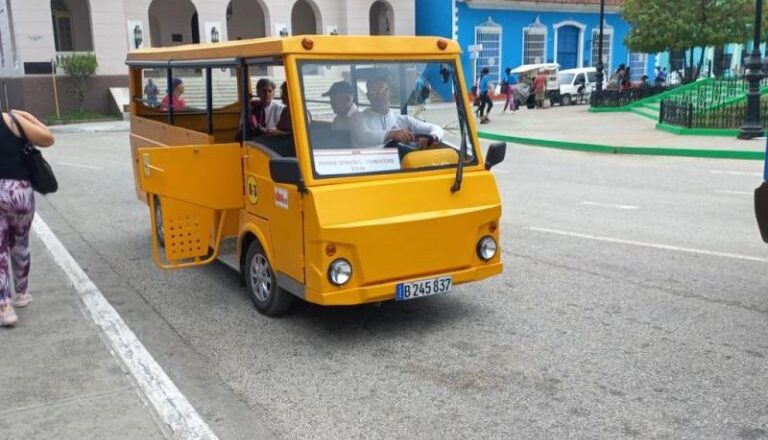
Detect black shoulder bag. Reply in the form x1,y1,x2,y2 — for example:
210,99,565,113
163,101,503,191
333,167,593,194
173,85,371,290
8,111,57,195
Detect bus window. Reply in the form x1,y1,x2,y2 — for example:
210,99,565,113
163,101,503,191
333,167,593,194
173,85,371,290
298,60,477,177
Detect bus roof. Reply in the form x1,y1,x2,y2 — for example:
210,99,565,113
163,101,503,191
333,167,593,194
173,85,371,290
125,35,460,64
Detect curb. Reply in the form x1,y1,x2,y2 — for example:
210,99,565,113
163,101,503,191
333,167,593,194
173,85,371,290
654,123,740,137
477,131,765,161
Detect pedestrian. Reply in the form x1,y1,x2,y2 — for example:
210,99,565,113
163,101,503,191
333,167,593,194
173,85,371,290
0,109,54,327
477,67,493,124
533,69,547,109
143,78,159,108
502,67,518,113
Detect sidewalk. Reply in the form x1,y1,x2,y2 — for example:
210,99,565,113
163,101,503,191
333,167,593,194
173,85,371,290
49,120,129,134
0,233,166,439
476,104,766,160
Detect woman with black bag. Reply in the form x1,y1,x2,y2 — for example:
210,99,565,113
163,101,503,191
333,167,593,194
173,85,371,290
0,110,53,327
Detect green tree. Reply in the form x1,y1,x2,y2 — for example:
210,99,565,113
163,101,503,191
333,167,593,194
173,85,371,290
58,53,98,113
622,0,752,82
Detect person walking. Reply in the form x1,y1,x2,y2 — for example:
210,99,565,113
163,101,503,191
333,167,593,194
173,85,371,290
0,110,54,327
502,67,518,113
533,69,547,109
477,67,493,124
144,79,159,107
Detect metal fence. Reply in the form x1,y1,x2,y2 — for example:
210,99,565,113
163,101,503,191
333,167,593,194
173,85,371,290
590,86,669,107
660,96,768,129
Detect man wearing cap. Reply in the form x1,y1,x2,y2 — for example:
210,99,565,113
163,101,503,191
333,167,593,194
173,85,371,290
350,77,444,147
322,81,359,131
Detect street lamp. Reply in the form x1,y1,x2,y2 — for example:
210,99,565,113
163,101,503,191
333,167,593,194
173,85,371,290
133,25,143,49
595,0,605,93
739,0,764,139
211,26,219,43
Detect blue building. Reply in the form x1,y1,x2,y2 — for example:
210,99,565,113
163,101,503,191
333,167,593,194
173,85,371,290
416,0,659,96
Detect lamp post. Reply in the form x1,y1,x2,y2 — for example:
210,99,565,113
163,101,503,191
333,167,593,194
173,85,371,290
595,0,605,93
739,0,764,139
133,25,143,49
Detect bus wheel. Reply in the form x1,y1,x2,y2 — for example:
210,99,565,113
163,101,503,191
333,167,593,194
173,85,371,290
245,240,293,316
153,196,165,248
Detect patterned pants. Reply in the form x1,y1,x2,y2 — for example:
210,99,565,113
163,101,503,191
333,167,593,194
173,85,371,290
0,180,34,306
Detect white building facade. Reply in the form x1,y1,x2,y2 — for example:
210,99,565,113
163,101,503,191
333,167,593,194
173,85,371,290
0,0,414,115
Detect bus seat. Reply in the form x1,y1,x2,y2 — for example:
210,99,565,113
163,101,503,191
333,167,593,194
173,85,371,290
400,148,458,169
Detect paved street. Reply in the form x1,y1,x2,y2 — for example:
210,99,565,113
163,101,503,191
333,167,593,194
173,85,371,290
5,125,768,439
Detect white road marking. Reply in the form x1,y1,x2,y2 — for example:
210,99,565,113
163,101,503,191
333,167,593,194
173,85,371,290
32,215,219,440
715,190,752,196
581,201,639,210
54,161,102,170
527,226,768,263
710,170,762,177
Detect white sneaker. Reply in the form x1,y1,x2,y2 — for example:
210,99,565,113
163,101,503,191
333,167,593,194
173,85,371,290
0,305,18,327
13,292,32,308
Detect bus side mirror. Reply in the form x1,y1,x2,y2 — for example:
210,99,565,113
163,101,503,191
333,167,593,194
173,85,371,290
270,157,303,186
485,142,506,170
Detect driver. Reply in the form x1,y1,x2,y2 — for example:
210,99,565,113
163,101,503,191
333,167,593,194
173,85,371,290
350,77,444,147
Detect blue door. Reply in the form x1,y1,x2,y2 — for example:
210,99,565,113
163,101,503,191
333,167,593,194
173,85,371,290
557,26,579,69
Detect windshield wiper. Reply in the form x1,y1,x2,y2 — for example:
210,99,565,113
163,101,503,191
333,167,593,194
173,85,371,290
451,70,467,193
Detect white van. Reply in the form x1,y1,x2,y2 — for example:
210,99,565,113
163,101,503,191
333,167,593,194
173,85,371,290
555,67,597,106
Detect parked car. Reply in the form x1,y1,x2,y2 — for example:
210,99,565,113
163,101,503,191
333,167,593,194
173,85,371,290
555,67,597,106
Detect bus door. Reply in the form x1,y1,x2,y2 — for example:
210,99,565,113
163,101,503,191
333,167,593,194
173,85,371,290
138,143,244,268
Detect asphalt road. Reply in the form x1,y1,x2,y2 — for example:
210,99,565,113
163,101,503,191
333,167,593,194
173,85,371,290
35,128,768,440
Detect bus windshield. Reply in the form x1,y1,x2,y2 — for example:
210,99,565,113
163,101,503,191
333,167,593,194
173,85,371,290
298,60,477,178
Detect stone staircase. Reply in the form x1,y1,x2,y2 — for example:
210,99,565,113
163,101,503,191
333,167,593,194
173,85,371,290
176,74,344,116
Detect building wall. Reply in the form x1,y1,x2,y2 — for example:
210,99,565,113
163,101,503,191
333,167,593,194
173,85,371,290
416,0,662,92
0,0,415,117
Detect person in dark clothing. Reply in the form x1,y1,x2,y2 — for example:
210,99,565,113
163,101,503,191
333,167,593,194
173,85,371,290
0,110,54,327
477,67,493,124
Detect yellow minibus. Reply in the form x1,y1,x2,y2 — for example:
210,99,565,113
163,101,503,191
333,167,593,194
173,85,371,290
126,36,506,315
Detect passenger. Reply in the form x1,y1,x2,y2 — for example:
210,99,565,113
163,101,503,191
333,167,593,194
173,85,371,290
265,81,292,135
350,77,444,148
322,81,358,131
159,77,187,111
249,78,285,137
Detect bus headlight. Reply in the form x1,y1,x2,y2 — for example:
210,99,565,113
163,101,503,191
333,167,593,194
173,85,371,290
477,236,497,261
328,259,352,286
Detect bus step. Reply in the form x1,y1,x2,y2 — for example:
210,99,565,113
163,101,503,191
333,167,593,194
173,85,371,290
216,237,239,272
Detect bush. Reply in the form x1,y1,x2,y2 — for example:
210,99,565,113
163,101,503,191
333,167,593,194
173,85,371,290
58,53,98,113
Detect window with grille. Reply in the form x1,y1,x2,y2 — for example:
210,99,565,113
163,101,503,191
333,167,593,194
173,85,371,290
590,27,612,69
670,49,685,71
523,17,547,65
628,52,647,81
474,18,502,85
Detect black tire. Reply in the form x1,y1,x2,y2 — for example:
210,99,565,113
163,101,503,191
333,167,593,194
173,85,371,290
153,196,165,248
561,94,572,106
244,240,293,316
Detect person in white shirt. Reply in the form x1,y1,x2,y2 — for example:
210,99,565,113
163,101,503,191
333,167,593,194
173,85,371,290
249,78,285,137
350,77,444,147
322,81,359,131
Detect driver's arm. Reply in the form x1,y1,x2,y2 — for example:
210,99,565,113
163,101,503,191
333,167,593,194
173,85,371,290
401,115,444,142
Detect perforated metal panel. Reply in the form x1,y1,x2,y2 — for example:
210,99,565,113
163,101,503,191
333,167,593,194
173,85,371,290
162,197,214,261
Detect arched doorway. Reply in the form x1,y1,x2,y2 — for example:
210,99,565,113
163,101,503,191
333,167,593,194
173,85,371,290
226,0,268,41
50,0,94,52
557,25,579,69
148,0,199,47
291,0,319,36
369,1,393,35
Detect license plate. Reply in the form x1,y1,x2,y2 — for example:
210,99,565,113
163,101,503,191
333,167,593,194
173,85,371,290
395,276,452,301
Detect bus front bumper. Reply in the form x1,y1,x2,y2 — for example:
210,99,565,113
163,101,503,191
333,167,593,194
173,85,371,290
303,262,503,306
